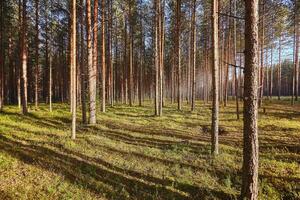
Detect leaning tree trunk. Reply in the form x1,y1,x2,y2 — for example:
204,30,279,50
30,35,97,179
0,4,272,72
211,0,219,156
241,0,259,199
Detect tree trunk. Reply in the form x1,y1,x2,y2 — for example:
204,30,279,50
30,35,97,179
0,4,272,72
80,0,87,124
129,1,133,107
258,1,264,108
191,0,196,111
154,0,159,115
34,0,39,109
278,36,281,100
241,0,259,198
211,0,219,156
71,0,77,139
233,0,239,119
176,0,182,110
87,0,96,123
20,0,28,114
294,0,299,102
49,55,52,112
101,0,106,112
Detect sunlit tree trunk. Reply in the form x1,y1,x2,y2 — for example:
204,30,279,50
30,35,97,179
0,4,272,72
278,36,281,100
87,0,96,123
93,0,100,113
258,1,264,108
241,0,259,198
20,0,28,114
211,0,219,155
233,0,239,119
70,0,77,139
101,0,106,112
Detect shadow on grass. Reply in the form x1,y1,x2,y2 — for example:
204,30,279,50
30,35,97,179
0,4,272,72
0,134,235,200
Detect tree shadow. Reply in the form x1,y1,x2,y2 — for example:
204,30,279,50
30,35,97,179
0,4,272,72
0,134,235,200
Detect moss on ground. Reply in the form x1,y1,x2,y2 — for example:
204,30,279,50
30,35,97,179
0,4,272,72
0,100,299,199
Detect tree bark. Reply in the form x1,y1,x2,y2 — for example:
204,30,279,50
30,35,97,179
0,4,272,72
71,0,77,139
34,0,39,109
278,36,281,100
211,0,219,156
176,0,182,110
258,1,264,108
80,0,87,124
20,0,28,114
241,0,259,198
233,0,239,119
87,0,96,123
101,0,106,112
191,0,196,111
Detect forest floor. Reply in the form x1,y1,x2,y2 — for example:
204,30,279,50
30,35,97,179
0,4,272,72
0,100,299,200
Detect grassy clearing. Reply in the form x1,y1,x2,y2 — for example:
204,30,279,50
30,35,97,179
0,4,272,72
0,100,299,200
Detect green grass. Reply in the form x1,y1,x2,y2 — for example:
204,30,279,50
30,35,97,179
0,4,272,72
0,100,299,200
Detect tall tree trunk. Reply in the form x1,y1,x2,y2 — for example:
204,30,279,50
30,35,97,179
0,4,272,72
0,0,3,110
294,0,299,102
191,0,196,111
278,36,281,100
87,0,96,123
241,0,259,198
269,46,273,99
211,0,219,156
109,0,114,107
176,0,182,110
233,0,239,119
49,55,52,112
159,0,165,116
101,0,106,112
93,0,100,112
258,1,264,108
71,0,77,139
155,0,159,115
34,0,39,109
80,0,87,124
20,0,28,114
